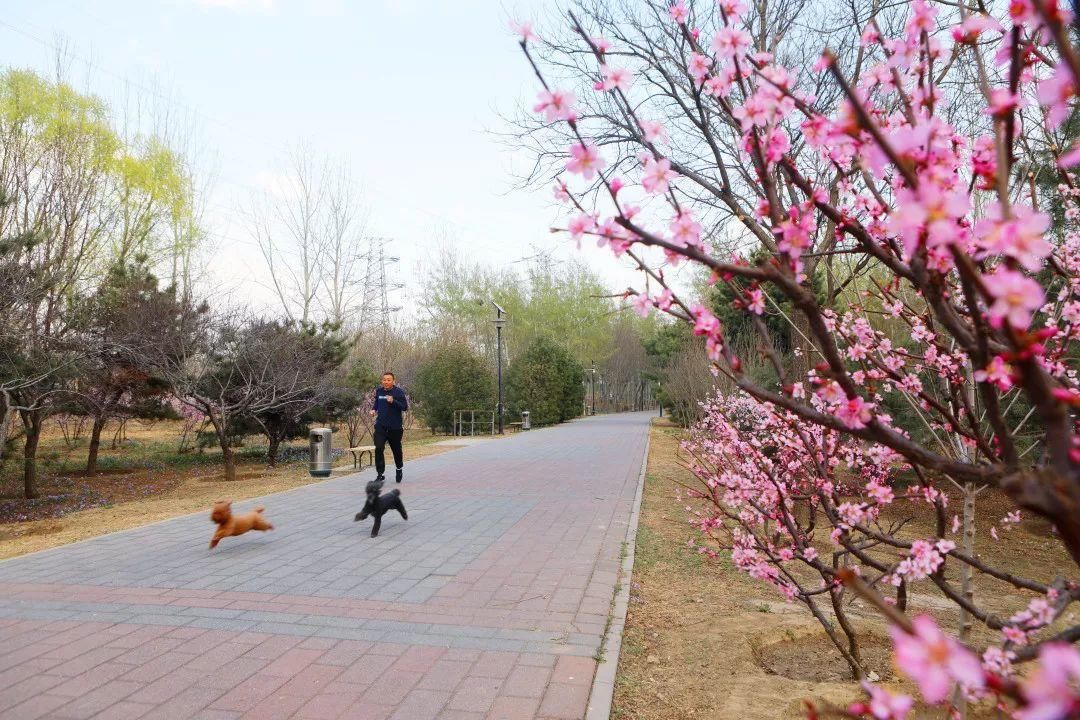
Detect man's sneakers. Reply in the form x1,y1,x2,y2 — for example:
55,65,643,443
376,473,385,482
395,467,403,483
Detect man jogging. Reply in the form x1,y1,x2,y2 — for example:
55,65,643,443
370,372,408,482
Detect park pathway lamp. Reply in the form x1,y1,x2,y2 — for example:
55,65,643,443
589,363,597,415
491,301,507,435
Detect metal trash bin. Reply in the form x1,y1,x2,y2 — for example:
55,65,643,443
521,411,530,430
309,428,332,478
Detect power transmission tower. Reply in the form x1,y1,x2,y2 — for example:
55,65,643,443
357,236,403,370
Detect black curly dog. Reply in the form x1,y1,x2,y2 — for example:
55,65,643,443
354,479,407,537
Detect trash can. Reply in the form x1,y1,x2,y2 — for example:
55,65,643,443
521,411,531,430
309,428,332,478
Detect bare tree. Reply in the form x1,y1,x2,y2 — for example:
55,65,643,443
250,145,369,327
320,164,368,327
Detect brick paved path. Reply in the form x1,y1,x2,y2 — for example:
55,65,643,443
0,412,651,720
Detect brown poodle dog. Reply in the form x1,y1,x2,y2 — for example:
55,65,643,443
209,500,273,549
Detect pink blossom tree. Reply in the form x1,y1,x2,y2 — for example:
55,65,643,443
515,0,1080,716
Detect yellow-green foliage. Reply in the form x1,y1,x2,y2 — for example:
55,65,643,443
0,68,196,276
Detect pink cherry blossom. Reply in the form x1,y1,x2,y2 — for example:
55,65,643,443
732,94,771,130
817,380,845,404
906,0,937,36
854,682,913,720
763,127,790,163
669,0,689,24
895,539,951,580
986,268,1044,330
775,204,815,261
981,647,1015,679
552,179,570,203
1015,643,1080,720
1060,139,1080,168
641,156,676,194
747,287,765,315
565,142,606,179
1009,0,1035,21
973,355,1014,391
687,53,711,83
669,210,702,249
712,27,751,59
1039,65,1077,128
718,0,747,21
640,120,668,144
837,395,874,429
656,289,674,310
632,292,652,318
691,304,721,337
534,89,577,122
890,615,985,704
517,14,1080,720
704,73,732,97
591,36,612,54
1009,0,1073,25
951,14,1001,44
1011,596,1056,630
567,213,596,242
1003,625,1030,646
985,89,1022,118
511,20,537,43
600,64,633,92
972,135,998,188
889,184,971,258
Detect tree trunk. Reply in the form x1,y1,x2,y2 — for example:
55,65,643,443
0,389,11,463
952,482,977,719
22,410,42,499
221,441,236,482
267,435,281,468
208,413,237,482
791,310,815,380
86,414,106,475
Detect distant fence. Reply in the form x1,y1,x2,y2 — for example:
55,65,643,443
453,409,495,437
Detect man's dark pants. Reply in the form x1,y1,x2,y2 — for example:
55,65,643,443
373,425,404,476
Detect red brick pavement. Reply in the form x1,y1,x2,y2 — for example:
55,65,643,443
0,413,651,718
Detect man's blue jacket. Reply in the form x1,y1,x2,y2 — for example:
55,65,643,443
372,385,408,430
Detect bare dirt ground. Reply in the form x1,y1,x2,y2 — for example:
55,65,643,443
0,420,452,560
611,419,1071,720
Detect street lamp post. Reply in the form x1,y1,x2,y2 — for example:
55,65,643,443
491,301,507,435
589,363,597,416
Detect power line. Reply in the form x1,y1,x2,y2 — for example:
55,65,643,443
356,237,403,368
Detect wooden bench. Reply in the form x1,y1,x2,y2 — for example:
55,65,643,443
345,445,376,470
507,422,523,433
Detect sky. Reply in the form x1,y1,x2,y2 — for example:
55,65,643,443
1,0,652,318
